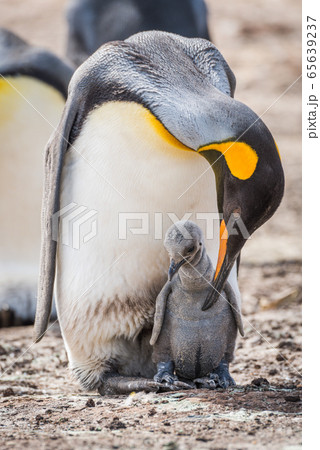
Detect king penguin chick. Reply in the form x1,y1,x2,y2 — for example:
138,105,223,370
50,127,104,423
0,28,73,327
66,0,210,66
150,220,244,389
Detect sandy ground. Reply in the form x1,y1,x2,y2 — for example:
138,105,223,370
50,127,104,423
0,263,302,449
0,0,302,448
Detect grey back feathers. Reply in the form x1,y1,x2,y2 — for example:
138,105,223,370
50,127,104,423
66,0,210,66
0,27,73,98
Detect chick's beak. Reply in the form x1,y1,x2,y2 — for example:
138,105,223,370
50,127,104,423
168,258,186,280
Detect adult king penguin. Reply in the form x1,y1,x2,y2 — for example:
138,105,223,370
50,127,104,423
35,31,284,394
66,0,210,66
0,28,73,327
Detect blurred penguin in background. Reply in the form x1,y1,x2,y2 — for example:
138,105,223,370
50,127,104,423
0,28,73,327
66,0,211,66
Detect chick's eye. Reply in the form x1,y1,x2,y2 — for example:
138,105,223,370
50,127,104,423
187,246,195,253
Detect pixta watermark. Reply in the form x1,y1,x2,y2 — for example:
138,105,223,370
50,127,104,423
51,208,250,248
52,203,98,250
118,212,250,240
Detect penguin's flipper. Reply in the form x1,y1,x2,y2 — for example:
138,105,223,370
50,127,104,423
223,281,245,337
150,281,172,346
33,96,78,342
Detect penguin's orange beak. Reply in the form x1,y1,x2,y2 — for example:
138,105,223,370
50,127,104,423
214,220,228,281
202,219,238,311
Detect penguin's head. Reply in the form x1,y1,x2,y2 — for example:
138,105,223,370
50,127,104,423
198,117,284,309
164,220,204,280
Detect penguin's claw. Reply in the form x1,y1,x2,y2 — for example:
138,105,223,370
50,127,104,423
215,374,236,389
210,359,236,388
173,380,194,390
156,377,193,392
154,371,177,385
194,377,217,389
154,372,188,390
194,362,236,390
159,381,181,391
154,361,178,386
154,361,193,390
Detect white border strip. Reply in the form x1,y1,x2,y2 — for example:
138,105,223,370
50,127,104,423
302,0,319,446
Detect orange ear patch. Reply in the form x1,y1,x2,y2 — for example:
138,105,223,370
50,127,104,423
142,104,259,179
199,141,258,180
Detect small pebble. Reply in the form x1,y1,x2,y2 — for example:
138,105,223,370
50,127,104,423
251,378,269,387
86,398,95,408
2,388,15,397
148,408,157,416
284,395,301,402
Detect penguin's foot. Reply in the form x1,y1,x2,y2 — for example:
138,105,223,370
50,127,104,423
210,359,236,389
153,361,191,390
98,374,163,395
154,361,176,384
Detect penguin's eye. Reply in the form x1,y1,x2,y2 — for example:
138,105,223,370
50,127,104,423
187,246,195,253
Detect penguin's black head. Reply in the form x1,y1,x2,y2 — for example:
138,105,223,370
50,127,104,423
200,112,284,309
